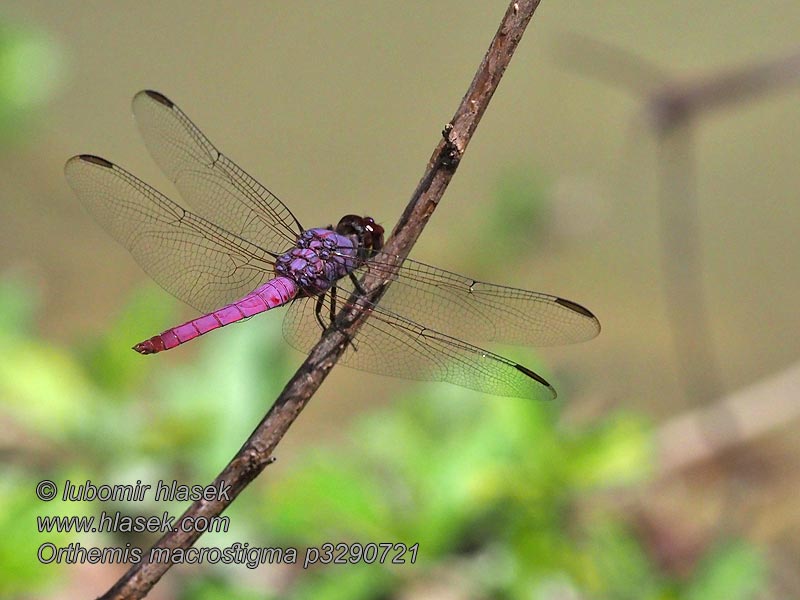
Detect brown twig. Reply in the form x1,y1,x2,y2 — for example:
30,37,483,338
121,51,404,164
97,2,541,598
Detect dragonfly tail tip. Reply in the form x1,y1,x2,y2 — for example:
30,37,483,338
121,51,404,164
132,341,155,355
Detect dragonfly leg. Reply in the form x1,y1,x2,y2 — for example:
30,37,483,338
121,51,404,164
324,284,359,352
348,272,366,295
314,293,327,332
329,284,338,323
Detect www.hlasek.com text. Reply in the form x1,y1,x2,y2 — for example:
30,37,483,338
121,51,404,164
38,511,229,534
38,542,420,570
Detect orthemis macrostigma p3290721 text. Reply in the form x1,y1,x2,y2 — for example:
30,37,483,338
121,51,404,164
65,91,600,400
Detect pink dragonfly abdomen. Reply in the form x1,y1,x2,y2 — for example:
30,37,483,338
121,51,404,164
133,277,299,354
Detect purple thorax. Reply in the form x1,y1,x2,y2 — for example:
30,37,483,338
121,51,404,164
274,228,358,294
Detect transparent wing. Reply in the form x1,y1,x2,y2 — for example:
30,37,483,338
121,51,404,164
340,253,600,347
283,294,556,401
132,90,302,251
65,154,275,313
131,90,599,348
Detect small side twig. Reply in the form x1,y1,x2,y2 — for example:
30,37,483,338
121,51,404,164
97,2,541,598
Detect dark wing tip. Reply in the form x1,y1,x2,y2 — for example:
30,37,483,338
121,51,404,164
554,297,596,320
514,363,557,400
141,89,174,108
73,154,114,168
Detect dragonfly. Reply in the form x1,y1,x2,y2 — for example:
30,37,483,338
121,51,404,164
65,90,600,401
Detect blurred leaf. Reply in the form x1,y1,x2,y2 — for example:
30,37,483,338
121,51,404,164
181,576,276,600
79,285,178,393
0,272,39,334
289,563,395,600
0,335,98,440
260,453,392,543
587,520,664,600
684,541,766,600
143,317,290,471
0,21,64,142
486,167,549,251
565,412,653,489
0,474,73,597
460,166,550,270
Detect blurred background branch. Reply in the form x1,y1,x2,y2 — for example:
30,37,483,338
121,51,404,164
555,36,800,591
655,360,800,476
557,35,800,406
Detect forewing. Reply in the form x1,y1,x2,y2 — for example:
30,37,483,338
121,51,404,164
132,90,302,252
344,254,600,347
282,294,556,401
65,154,275,313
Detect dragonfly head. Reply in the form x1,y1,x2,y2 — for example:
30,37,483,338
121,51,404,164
335,215,385,256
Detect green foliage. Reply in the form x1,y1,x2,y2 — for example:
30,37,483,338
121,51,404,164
461,168,554,273
0,274,38,334
685,542,766,600
490,167,549,242
0,277,767,599
254,385,658,597
0,20,63,143
0,278,293,597
0,474,72,596
78,286,179,393
180,576,277,600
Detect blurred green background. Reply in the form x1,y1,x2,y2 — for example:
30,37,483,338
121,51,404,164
1,1,799,598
